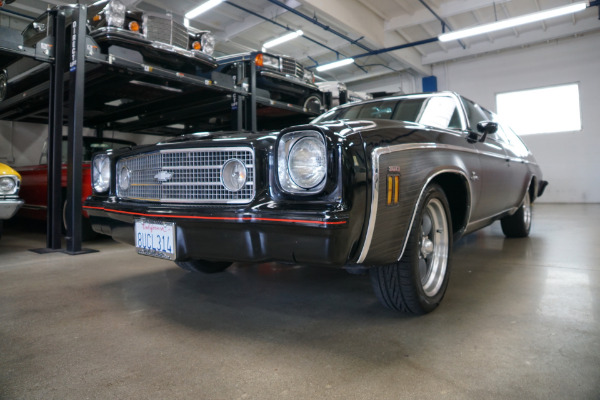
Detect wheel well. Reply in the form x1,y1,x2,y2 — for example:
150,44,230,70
431,173,469,235
528,176,537,201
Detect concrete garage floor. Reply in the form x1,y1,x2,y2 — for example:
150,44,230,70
0,204,598,399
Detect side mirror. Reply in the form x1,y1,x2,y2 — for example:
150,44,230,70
477,121,498,135
468,121,498,143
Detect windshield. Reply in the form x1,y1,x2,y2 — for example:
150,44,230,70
313,96,463,131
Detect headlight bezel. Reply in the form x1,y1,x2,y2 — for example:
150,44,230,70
0,175,20,196
276,130,329,195
261,54,281,71
92,153,111,194
105,0,127,28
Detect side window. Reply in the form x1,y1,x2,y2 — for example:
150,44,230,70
417,96,460,130
463,98,489,132
502,123,530,157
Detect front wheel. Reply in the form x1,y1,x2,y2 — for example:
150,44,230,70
62,199,96,241
175,260,233,274
370,184,452,315
501,191,532,238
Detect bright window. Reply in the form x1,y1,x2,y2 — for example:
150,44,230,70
496,83,581,135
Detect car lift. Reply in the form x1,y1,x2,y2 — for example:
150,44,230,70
0,4,320,255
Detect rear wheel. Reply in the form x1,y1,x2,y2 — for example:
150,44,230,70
370,184,452,315
175,260,232,274
501,190,532,238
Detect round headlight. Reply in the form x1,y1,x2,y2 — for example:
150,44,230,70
0,176,17,195
92,154,111,193
118,165,131,191
221,159,247,192
200,32,215,55
287,137,326,189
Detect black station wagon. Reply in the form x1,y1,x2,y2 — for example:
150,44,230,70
84,91,547,315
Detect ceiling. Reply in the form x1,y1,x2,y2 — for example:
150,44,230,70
4,0,600,88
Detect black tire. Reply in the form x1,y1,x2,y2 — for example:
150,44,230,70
0,70,7,102
0,220,3,239
303,94,322,114
370,184,452,315
175,260,233,274
501,190,532,238
62,199,97,241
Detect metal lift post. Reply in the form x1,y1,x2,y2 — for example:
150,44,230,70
46,9,65,250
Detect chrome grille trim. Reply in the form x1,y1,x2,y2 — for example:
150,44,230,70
116,147,255,204
144,15,188,49
281,57,304,80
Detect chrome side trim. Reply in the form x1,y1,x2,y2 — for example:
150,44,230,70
357,143,472,264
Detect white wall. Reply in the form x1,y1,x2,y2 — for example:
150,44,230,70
433,32,600,203
347,71,421,95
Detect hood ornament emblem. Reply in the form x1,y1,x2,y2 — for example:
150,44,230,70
154,170,173,182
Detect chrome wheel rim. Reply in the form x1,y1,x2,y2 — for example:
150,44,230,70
418,198,449,297
522,192,531,230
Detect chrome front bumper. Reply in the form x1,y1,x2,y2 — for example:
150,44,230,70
0,198,24,219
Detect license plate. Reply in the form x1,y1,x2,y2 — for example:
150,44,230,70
134,219,176,260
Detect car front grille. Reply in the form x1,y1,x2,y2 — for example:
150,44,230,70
281,57,305,80
116,147,255,204
143,15,188,49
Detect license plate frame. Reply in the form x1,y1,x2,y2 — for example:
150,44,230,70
134,219,176,260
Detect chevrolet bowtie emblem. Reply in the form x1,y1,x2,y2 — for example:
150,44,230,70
154,171,173,182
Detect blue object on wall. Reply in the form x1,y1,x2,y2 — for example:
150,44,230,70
422,76,438,92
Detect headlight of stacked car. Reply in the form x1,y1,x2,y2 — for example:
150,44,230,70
278,131,327,194
105,0,126,27
92,154,111,193
189,31,215,56
255,53,281,71
0,175,19,196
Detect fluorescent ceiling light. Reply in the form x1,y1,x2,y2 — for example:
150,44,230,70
263,30,303,49
439,1,588,42
185,0,223,20
316,58,355,72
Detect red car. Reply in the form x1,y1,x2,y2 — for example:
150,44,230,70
17,136,136,239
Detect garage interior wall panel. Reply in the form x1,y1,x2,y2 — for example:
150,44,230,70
0,121,158,166
433,32,600,203
347,71,421,95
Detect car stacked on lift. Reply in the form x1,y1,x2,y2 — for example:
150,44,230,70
0,0,217,102
84,91,547,314
215,51,326,113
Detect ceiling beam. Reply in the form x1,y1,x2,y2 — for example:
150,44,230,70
219,0,302,41
297,0,431,75
422,18,600,65
385,0,511,32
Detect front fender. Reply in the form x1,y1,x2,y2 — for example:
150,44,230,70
356,144,474,265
